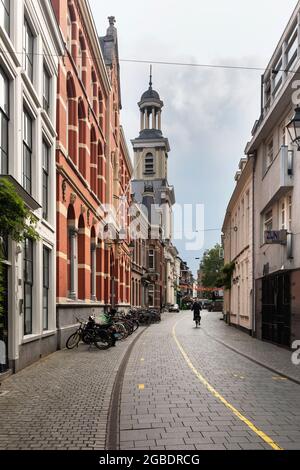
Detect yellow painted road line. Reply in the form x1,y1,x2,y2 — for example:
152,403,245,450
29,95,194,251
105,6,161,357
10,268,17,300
172,321,283,451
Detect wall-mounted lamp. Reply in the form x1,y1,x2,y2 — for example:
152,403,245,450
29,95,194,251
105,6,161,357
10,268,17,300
287,106,300,150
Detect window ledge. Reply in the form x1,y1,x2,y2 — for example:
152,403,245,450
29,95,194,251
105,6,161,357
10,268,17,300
42,330,56,338
41,109,57,138
0,28,20,69
21,71,40,110
22,334,40,344
41,218,55,234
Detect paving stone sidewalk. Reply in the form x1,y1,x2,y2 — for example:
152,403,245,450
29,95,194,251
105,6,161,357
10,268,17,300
200,311,300,382
0,329,143,450
120,312,300,450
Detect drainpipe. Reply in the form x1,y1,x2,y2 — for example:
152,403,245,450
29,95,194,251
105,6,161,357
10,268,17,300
250,152,257,337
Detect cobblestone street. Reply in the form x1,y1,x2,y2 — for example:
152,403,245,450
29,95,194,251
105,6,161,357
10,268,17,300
0,329,144,450
1,311,300,450
120,311,300,450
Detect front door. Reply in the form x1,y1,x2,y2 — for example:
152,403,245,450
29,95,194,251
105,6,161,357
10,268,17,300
0,264,9,372
262,272,291,346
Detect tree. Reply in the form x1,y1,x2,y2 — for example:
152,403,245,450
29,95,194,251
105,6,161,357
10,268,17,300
216,261,235,290
0,178,39,315
200,244,224,289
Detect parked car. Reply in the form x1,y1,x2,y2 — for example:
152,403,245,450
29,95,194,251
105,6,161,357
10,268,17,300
208,300,223,312
200,299,212,310
169,303,180,312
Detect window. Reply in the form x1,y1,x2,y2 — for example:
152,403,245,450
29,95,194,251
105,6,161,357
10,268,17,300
264,210,273,232
144,153,154,174
149,248,155,270
265,138,274,170
288,195,292,232
0,67,9,174
78,40,82,81
286,24,298,70
280,200,286,230
23,18,34,82
282,123,286,146
23,110,33,193
66,8,72,52
0,0,10,35
43,65,50,113
24,238,33,335
43,247,50,331
272,57,282,97
148,284,154,307
42,140,49,220
264,80,271,110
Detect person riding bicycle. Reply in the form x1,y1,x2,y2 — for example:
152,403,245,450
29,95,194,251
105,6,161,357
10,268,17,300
191,300,202,322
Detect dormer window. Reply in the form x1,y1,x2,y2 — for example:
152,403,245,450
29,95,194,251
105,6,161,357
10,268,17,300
144,153,154,174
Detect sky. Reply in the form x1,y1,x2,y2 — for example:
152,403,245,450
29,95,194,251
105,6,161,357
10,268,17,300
89,0,298,276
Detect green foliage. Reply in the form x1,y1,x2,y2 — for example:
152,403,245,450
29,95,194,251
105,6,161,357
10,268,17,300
0,179,39,241
216,261,235,290
200,244,224,290
0,178,39,316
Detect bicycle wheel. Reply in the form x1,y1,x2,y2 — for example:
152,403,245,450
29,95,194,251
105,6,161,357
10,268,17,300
66,331,81,349
114,322,128,340
82,330,94,344
94,330,113,350
131,319,139,332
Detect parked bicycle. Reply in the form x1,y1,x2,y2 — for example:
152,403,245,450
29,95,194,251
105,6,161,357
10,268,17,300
66,317,114,350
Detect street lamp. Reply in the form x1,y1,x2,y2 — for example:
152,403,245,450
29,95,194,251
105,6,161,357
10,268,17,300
287,106,300,150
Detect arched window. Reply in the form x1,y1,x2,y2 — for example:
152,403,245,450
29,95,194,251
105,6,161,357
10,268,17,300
91,68,97,115
66,7,72,52
97,140,105,202
144,153,154,174
90,226,96,301
66,73,77,165
78,97,87,176
78,39,82,81
78,33,86,87
90,126,97,193
67,204,77,299
78,214,86,300
98,89,104,131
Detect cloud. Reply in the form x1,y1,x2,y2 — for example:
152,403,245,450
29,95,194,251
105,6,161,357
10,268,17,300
89,0,298,275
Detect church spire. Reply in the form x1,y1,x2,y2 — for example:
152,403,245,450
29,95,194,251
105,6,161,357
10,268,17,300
149,65,152,90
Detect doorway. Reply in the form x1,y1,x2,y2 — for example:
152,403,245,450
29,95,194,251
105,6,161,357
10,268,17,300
0,263,9,372
261,272,291,346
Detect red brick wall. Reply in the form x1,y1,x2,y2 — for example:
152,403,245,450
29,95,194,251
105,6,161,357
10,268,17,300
53,0,108,303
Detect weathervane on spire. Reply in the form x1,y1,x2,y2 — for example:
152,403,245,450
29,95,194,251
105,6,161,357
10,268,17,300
149,64,152,89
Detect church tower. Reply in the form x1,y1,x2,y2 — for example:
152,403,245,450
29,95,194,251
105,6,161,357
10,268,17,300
131,70,176,309
131,69,175,240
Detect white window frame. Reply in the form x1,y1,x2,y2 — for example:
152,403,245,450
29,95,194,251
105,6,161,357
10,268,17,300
0,66,9,175
279,194,292,232
288,195,292,232
23,17,34,82
43,63,51,114
148,284,155,308
0,0,10,36
148,248,155,270
264,210,273,232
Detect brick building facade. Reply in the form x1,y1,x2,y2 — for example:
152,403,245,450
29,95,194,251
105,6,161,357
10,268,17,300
51,1,132,346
